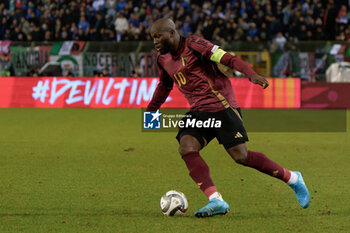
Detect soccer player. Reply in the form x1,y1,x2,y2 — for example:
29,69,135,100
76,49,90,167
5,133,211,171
147,18,310,217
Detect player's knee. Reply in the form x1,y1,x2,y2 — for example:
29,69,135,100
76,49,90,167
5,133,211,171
178,145,187,156
234,151,248,164
178,144,199,156
227,145,248,164
178,135,201,156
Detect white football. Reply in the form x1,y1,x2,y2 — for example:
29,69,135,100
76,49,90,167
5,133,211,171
160,190,188,216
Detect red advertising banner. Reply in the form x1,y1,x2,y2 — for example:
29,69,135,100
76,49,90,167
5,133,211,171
301,82,350,109
0,77,300,109
234,78,300,109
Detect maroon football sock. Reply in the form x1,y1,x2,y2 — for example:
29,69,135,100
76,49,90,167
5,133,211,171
182,151,218,198
245,150,291,183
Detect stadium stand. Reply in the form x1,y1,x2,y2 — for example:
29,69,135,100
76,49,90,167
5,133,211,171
0,0,349,43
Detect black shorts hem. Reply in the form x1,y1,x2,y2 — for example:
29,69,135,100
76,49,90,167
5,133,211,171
176,130,206,148
223,140,248,149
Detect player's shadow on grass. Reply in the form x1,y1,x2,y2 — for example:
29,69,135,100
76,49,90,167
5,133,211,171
233,210,311,219
1,207,314,218
0,210,194,218
0,208,193,218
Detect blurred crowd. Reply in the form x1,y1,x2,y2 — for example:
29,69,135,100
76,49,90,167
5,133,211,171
0,0,349,45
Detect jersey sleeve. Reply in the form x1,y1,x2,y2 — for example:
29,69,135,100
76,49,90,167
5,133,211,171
219,52,257,78
186,36,217,60
146,59,174,111
187,36,257,78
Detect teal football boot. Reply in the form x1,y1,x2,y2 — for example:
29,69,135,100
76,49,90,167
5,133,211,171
194,198,230,217
290,171,310,208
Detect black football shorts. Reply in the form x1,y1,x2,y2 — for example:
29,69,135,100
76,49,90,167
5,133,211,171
176,107,248,149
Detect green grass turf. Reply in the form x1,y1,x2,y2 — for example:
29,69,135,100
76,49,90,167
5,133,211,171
0,108,349,233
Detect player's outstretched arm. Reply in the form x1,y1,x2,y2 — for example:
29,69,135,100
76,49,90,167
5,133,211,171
211,47,268,89
187,36,268,89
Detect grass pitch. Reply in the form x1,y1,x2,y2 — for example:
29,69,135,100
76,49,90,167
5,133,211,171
0,108,349,233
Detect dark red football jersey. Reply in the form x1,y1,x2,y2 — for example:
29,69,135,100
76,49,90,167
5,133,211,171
147,36,256,112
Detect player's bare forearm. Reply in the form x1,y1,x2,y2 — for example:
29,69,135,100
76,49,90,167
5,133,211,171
249,74,269,89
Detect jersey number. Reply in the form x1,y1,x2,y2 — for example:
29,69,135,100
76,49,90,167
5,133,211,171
174,72,186,86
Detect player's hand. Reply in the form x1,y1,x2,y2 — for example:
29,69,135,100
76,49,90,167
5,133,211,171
249,74,269,89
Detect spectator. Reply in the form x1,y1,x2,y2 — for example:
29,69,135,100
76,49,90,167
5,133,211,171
70,22,78,40
92,0,105,12
86,5,96,23
275,1,284,23
306,30,313,40
337,5,349,24
107,27,116,41
259,22,267,41
282,3,292,26
40,9,54,33
75,28,87,41
302,0,311,13
247,23,259,40
69,2,80,24
324,2,337,40
310,0,322,18
61,8,73,27
78,16,90,34
233,28,245,41
27,33,33,41
0,53,15,77
20,16,30,37
105,0,117,25
0,17,8,39
10,18,19,31
268,16,283,39
88,26,99,40
220,22,233,41
44,31,53,41
101,68,111,77
181,21,192,36
274,32,287,51
93,13,106,30
114,11,129,41
336,31,346,41
129,24,140,39
65,69,74,77
117,0,127,12
314,26,326,40
298,24,308,41
54,18,62,39
128,12,140,28
202,18,215,41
